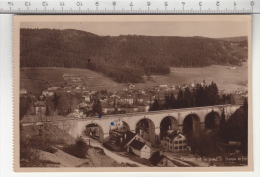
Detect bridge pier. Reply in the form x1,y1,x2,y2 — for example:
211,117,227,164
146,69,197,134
200,122,205,132
102,132,110,142
178,124,183,132
154,127,160,145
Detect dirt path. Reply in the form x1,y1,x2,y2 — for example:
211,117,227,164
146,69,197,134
87,148,118,167
87,138,147,167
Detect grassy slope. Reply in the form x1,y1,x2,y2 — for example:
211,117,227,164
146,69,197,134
133,62,248,92
20,62,248,93
20,67,127,93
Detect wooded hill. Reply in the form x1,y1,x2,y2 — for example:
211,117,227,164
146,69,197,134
20,28,248,83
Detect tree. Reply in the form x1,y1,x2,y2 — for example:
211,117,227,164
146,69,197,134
163,94,171,110
92,99,103,115
207,82,219,105
176,89,184,108
183,87,193,108
169,93,177,109
218,108,227,142
56,94,71,116
74,136,88,158
20,96,30,120
45,105,50,116
194,84,205,107
150,98,161,111
241,98,248,155
52,93,60,115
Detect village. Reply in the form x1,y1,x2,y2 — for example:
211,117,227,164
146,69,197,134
20,73,248,119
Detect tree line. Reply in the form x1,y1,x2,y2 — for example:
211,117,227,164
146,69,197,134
150,82,232,111
21,28,247,83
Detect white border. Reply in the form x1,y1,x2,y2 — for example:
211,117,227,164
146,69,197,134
0,14,259,177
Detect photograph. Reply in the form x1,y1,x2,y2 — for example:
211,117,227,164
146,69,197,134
13,15,252,172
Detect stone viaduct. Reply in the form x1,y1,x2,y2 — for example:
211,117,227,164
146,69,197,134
52,104,241,145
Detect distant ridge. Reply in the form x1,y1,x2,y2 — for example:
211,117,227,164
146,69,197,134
218,36,248,42
20,28,248,83
62,29,98,37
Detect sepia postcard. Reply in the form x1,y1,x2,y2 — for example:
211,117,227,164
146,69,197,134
13,15,252,172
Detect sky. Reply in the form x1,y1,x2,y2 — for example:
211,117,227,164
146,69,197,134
21,21,248,38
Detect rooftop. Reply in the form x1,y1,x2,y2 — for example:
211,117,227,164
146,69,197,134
128,139,146,150
150,151,165,166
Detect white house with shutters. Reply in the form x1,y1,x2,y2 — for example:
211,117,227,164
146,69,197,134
161,129,188,152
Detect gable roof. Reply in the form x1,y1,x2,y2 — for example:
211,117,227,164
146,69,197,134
129,139,146,150
149,151,165,166
164,130,186,139
115,131,136,148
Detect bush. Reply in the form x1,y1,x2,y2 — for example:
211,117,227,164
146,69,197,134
63,136,88,158
41,146,58,154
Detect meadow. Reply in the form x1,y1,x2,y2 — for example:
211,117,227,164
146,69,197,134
20,62,248,93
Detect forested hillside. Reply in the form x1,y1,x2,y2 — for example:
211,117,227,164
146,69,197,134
20,28,248,83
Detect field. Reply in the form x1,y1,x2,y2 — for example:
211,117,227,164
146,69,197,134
20,62,248,93
20,67,127,93
140,62,248,92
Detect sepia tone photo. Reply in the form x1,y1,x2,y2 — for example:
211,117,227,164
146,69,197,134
13,15,252,172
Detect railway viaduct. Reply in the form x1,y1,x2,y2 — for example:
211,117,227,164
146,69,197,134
52,104,241,145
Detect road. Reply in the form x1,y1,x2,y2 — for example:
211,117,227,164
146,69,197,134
85,138,147,167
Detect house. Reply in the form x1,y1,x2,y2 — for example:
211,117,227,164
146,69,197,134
20,88,27,95
68,111,81,118
138,129,150,142
125,133,152,148
82,95,91,102
110,130,135,148
161,129,188,152
34,101,46,116
78,102,88,109
140,90,146,94
110,94,120,99
42,90,55,97
110,119,129,131
127,139,151,159
150,151,177,167
159,85,168,88
128,84,135,89
137,104,150,112
135,94,145,103
102,107,115,114
123,106,139,113
63,73,85,82
48,86,60,91
77,102,91,115
120,95,134,105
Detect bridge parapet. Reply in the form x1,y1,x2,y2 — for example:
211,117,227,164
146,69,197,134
66,104,241,121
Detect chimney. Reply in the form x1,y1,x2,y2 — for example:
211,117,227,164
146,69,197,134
159,150,163,156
